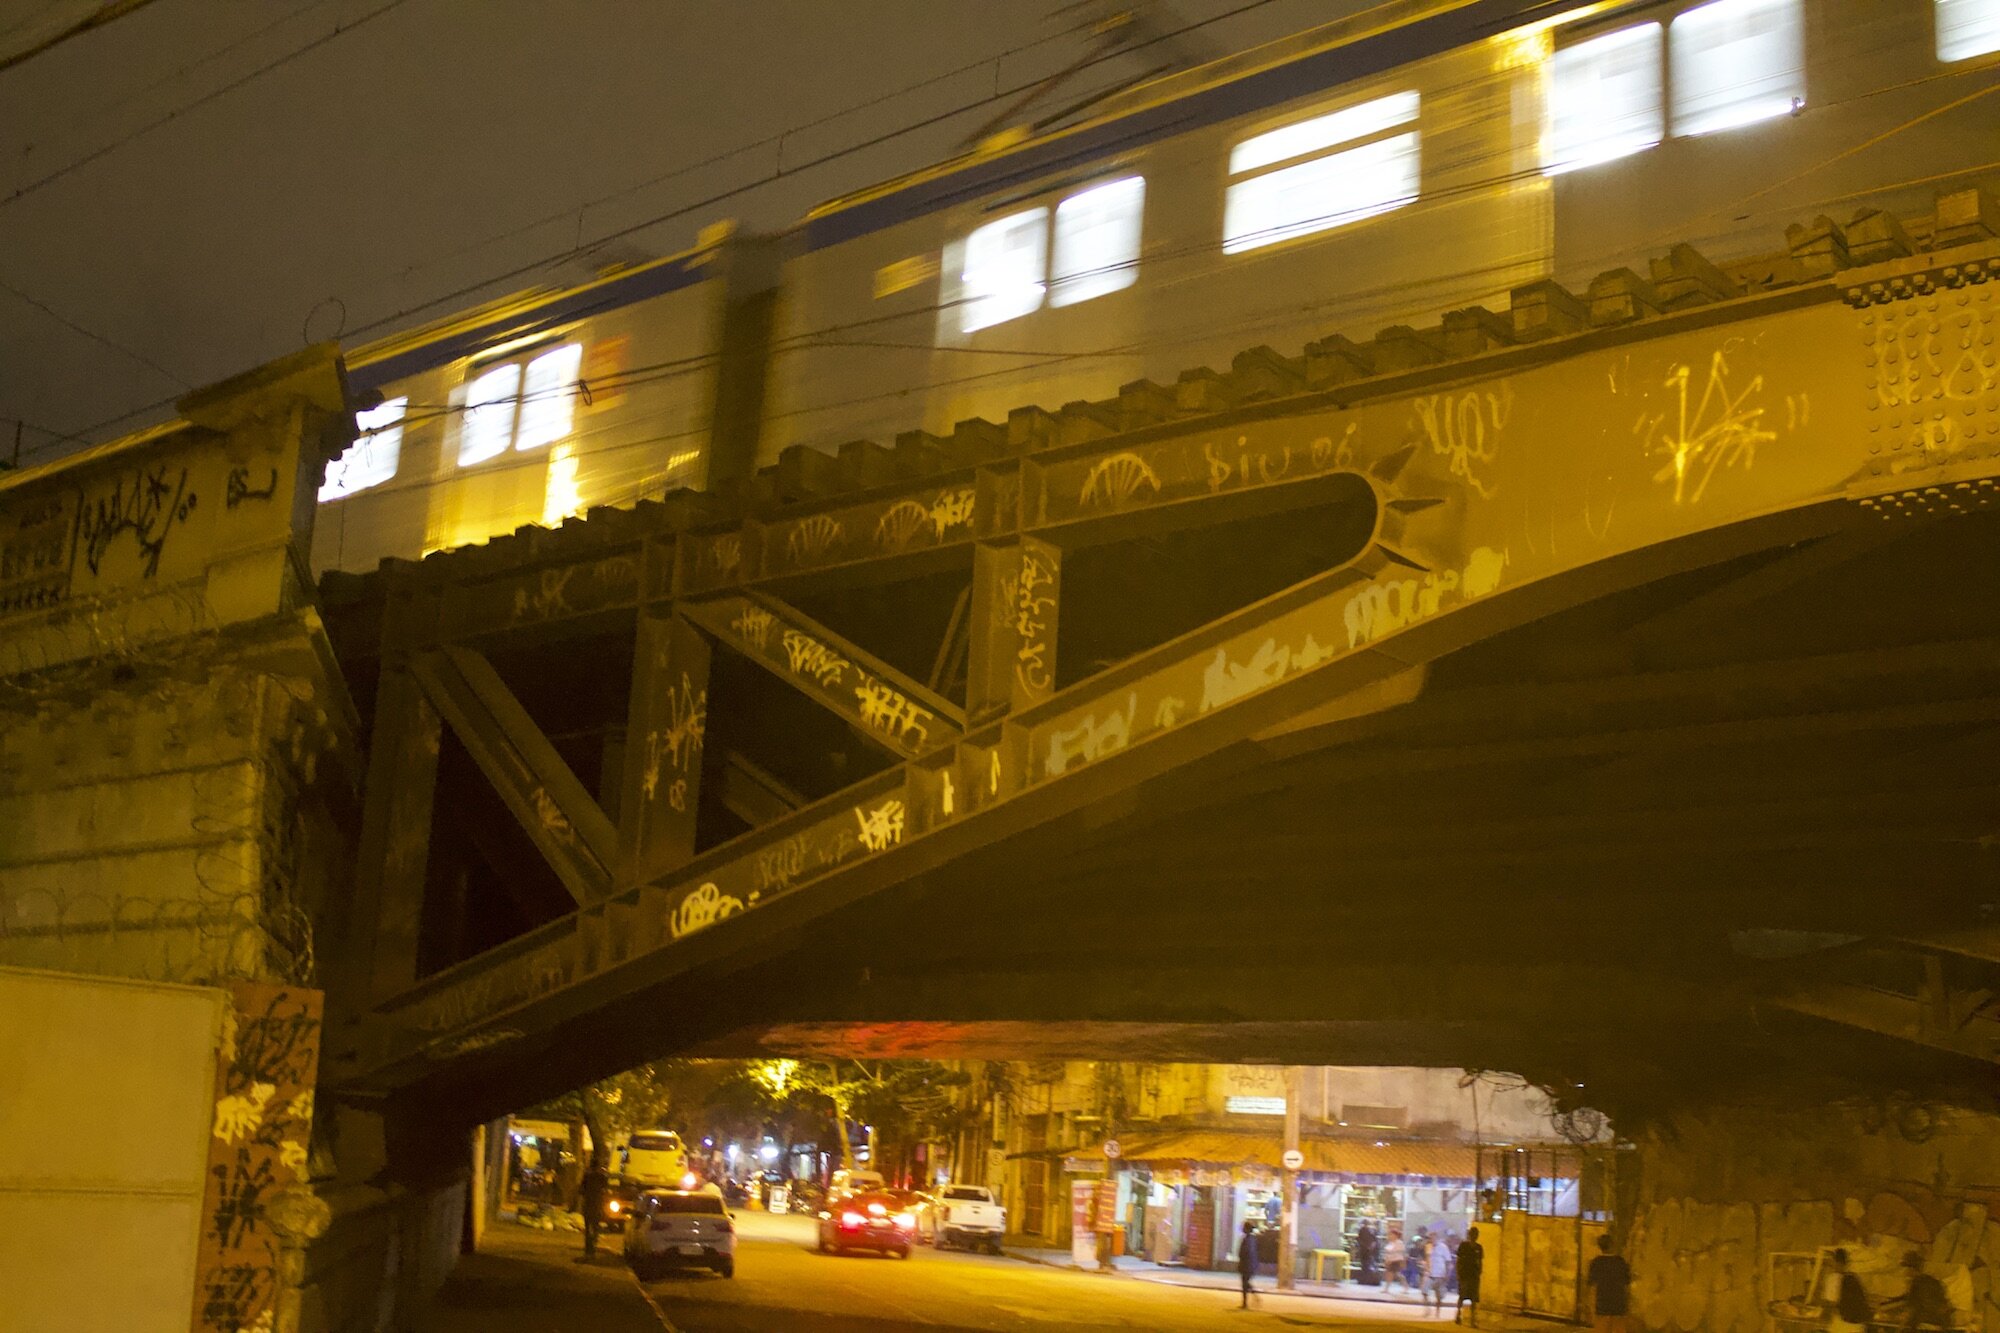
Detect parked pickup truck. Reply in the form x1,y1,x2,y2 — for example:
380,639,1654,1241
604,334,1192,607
924,1184,1006,1253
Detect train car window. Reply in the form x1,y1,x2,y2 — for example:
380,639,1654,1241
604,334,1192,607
1050,176,1145,308
458,362,522,466
1546,23,1663,175
454,343,583,465
516,343,584,451
958,208,1048,334
1936,0,2000,60
1669,0,1803,138
1223,90,1420,255
319,396,407,501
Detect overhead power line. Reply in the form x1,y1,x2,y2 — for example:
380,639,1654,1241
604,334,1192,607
0,0,159,75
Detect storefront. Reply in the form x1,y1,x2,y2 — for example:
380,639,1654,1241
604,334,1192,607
1082,1131,1491,1276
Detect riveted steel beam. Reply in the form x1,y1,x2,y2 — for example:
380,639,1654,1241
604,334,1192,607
334,235,2000,1094
680,591,964,758
411,646,616,905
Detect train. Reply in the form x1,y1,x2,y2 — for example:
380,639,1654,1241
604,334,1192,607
310,0,2000,576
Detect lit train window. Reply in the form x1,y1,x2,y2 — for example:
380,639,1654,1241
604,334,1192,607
516,343,584,451
458,362,521,466
1547,24,1663,174
945,176,1146,335
1051,176,1145,308
455,342,583,466
1937,0,2000,60
318,396,407,501
1222,91,1420,255
1669,0,1803,138
958,208,1048,333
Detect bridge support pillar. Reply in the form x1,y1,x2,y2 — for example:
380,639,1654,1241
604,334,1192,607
967,535,1061,721
344,657,441,1004
617,608,710,884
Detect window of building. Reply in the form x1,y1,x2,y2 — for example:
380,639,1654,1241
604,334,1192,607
948,175,1146,334
1937,0,2000,60
1669,0,1804,138
318,396,407,501
1547,23,1663,173
1223,90,1420,255
455,342,582,466
1050,176,1145,307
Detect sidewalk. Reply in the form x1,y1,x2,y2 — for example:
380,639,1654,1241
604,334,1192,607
999,1238,1561,1330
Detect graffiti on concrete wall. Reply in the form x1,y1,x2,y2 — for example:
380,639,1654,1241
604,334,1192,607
191,981,322,1333
77,463,198,578
1630,1167,2000,1333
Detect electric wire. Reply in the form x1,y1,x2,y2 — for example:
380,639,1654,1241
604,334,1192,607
1,0,412,208
18,8,1994,466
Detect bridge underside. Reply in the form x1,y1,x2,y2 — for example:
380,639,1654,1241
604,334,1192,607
383,505,2000,1128
309,205,2000,1147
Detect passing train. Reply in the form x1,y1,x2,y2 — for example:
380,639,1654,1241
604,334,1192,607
311,0,2000,576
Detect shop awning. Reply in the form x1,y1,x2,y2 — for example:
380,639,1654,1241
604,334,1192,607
1091,1130,1486,1180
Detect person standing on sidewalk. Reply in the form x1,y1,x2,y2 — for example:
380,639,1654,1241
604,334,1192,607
1239,1220,1261,1309
1455,1227,1485,1326
1426,1227,1453,1313
1588,1234,1632,1333
577,1159,610,1261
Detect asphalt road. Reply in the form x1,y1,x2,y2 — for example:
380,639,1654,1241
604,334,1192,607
421,1210,1444,1332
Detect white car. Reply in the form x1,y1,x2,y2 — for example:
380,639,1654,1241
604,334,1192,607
924,1184,1006,1253
624,1188,735,1279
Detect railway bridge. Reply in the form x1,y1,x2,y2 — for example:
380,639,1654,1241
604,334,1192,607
7,190,2000,1326
292,191,2000,1126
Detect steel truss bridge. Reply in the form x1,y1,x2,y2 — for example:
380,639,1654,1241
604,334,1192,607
313,191,2000,1126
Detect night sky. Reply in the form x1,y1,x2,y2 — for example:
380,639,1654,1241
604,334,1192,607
0,0,1348,464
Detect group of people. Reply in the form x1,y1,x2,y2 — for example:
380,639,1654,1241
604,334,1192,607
1351,1221,1484,1318
1242,1219,1484,1321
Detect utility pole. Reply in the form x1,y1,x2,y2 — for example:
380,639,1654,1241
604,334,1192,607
1278,1065,1301,1290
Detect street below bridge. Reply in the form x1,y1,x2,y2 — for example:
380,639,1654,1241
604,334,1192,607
419,1210,1482,1332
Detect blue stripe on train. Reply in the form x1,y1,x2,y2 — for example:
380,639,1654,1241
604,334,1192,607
350,0,1582,391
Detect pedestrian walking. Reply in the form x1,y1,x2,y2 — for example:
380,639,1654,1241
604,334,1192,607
1385,1225,1409,1293
1410,1228,1429,1290
1455,1226,1485,1326
1897,1250,1952,1331
1825,1249,1871,1333
578,1158,610,1261
1426,1227,1453,1313
1239,1220,1261,1309
1587,1234,1632,1333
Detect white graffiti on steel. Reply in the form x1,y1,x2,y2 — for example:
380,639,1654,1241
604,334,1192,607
854,797,907,853
781,629,850,687
929,487,976,536
730,605,775,650
642,672,706,809
670,882,745,939
784,514,844,564
1046,692,1138,777
1078,452,1161,507
854,672,935,749
1636,349,1775,505
1012,550,1057,696
1203,436,1292,493
1413,384,1509,500
1344,547,1507,649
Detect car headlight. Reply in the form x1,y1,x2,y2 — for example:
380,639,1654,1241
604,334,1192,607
608,1201,621,1213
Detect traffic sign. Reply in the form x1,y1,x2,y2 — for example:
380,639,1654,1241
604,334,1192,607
1103,1139,1121,1160
1281,1148,1304,1171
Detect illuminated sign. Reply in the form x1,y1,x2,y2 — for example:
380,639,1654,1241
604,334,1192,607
1225,1096,1287,1116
